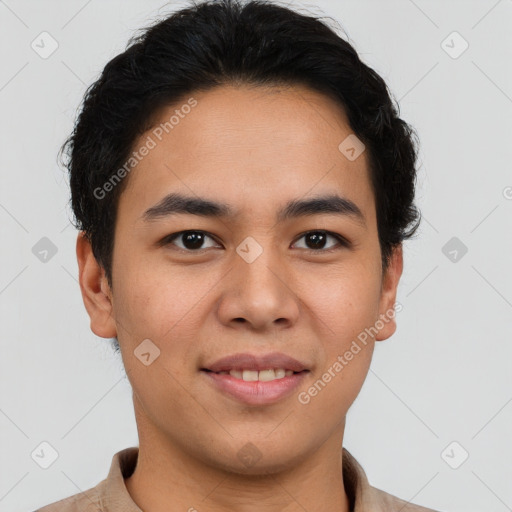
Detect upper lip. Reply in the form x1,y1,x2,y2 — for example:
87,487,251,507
202,352,309,373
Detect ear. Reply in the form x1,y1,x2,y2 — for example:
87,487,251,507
375,244,403,342
76,231,117,339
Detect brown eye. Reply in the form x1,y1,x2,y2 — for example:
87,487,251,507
161,229,349,254
163,230,220,251
292,230,349,252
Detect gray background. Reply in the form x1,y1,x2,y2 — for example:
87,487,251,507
1,1,511,511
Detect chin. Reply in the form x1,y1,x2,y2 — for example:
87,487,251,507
203,442,307,477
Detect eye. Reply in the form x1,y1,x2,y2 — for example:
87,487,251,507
292,230,350,252
160,229,350,253
161,230,221,252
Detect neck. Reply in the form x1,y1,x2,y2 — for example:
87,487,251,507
124,395,351,512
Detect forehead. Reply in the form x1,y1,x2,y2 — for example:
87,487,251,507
119,84,375,225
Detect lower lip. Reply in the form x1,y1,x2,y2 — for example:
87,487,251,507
201,370,308,405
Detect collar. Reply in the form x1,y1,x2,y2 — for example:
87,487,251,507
96,446,384,511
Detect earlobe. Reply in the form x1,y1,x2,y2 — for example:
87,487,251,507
375,244,403,342
76,232,117,339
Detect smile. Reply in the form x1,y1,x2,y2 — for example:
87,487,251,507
215,368,295,381
201,369,309,405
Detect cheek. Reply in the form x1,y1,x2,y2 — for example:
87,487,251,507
111,259,216,389
303,265,380,394
112,272,202,420
309,263,382,338
112,252,199,337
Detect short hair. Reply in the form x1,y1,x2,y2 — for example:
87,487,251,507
60,0,421,292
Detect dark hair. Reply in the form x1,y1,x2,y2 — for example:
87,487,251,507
60,0,421,293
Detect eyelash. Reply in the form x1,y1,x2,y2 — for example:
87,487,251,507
161,230,350,254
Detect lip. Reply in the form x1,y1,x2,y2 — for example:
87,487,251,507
202,352,309,373
201,370,309,405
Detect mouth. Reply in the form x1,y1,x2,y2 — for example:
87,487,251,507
202,351,309,374
200,352,310,405
200,369,309,405
201,367,307,382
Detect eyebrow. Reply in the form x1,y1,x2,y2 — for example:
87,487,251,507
141,192,366,228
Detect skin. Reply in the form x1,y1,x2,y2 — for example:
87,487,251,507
77,83,403,512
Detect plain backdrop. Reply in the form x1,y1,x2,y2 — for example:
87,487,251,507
1,1,511,511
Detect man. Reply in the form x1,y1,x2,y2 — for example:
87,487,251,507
38,0,441,510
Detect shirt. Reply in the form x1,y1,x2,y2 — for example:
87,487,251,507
36,446,441,511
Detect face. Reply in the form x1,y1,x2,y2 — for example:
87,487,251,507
77,83,402,474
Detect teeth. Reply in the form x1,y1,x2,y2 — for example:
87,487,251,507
229,369,243,379
258,369,276,382
242,370,259,381
223,368,295,381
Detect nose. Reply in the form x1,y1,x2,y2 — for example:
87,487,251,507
216,246,300,332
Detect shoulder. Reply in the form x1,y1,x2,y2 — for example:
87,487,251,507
342,447,443,512
370,485,442,511
34,446,139,512
35,480,105,512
